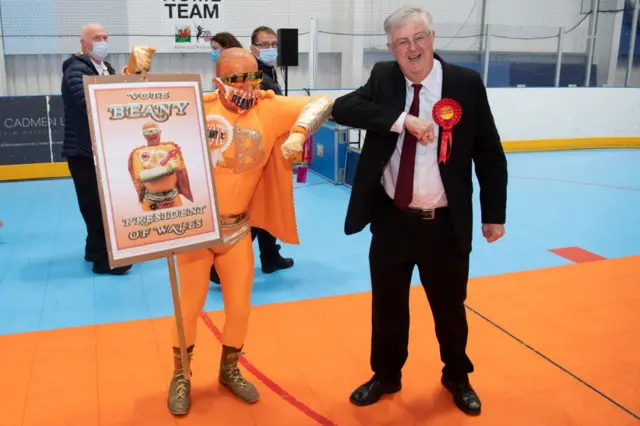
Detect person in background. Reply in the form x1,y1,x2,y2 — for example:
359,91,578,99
61,23,132,275
249,26,282,95
210,32,243,60
208,31,294,285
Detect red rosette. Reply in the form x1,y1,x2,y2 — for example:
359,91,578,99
432,98,462,164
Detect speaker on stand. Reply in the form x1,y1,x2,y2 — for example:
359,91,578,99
276,28,299,96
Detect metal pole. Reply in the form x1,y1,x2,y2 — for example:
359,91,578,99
0,3,8,96
625,0,639,86
481,0,490,85
309,17,318,90
585,0,600,86
479,0,489,52
555,27,564,87
482,23,490,85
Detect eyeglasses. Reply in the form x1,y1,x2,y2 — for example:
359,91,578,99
142,128,160,135
219,71,263,85
392,31,431,51
255,41,278,48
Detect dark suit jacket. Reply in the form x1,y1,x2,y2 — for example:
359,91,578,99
331,54,508,254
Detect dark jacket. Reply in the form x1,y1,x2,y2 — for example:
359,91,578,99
61,54,115,157
257,59,282,95
331,55,508,254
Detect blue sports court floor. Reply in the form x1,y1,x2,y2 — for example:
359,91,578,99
1,149,638,335
0,149,639,426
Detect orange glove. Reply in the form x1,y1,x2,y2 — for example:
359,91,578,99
122,46,156,75
281,132,306,160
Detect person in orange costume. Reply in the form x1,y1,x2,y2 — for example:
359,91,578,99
128,121,194,211
166,47,333,416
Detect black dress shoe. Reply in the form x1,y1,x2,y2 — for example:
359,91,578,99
349,377,402,406
441,375,481,415
261,254,294,274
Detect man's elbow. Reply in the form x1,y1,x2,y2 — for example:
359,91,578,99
331,96,353,125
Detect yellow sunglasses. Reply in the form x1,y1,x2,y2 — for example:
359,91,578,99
219,71,263,85
142,128,160,135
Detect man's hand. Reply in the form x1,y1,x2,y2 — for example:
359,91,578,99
482,224,505,243
404,115,435,145
281,132,306,160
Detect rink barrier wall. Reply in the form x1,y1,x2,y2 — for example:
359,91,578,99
0,88,639,181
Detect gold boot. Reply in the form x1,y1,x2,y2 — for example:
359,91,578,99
168,345,193,416
219,345,259,403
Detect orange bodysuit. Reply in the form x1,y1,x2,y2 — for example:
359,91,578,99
128,142,193,211
168,89,332,412
163,46,333,417
173,91,326,348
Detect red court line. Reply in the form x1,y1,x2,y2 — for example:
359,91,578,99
511,175,640,192
199,311,338,426
549,247,607,263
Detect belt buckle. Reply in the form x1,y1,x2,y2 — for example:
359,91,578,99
421,209,435,220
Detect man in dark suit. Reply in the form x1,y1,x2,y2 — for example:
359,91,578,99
331,6,508,416
61,23,131,275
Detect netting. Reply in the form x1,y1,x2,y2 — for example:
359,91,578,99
0,0,637,91
0,0,625,39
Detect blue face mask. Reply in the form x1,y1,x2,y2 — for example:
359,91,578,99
211,49,220,61
92,41,109,61
258,48,278,66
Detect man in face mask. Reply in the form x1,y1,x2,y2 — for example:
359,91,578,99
249,26,282,95
61,23,132,275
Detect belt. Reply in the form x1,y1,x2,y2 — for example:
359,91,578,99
220,211,249,227
218,211,251,246
144,188,179,204
383,190,447,220
401,206,448,220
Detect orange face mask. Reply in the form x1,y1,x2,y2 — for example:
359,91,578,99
213,71,263,114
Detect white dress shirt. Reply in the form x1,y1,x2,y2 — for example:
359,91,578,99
382,59,448,210
91,58,110,75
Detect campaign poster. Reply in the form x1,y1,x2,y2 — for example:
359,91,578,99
84,74,221,267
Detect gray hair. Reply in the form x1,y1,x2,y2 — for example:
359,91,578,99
383,7,433,39
80,23,105,40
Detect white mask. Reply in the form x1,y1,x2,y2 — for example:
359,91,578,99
92,41,109,61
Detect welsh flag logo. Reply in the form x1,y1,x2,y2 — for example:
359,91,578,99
175,26,191,43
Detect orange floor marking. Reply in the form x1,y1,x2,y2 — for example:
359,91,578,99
549,246,607,263
1,256,639,425
467,254,640,419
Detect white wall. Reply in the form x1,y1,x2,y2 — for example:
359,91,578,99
2,0,622,95
284,87,640,142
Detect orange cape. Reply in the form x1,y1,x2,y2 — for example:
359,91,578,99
202,92,300,245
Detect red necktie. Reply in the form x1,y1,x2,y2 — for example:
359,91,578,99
394,83,422,209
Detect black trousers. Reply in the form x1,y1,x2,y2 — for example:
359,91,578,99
369,193,473,383
251,227,279,258
67,155,109,266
